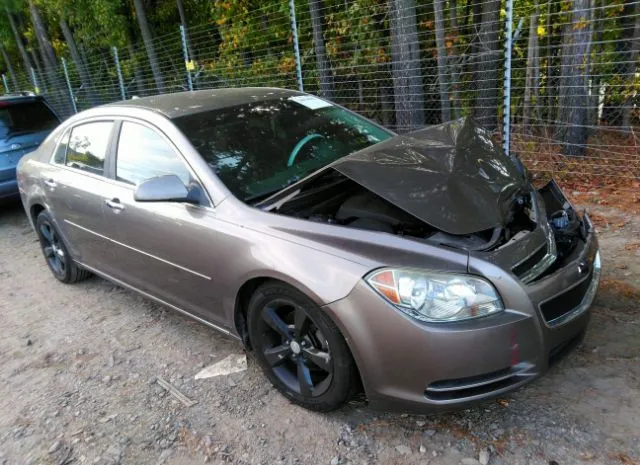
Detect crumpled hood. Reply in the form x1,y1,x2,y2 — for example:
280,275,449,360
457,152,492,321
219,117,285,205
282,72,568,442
331,117,528,235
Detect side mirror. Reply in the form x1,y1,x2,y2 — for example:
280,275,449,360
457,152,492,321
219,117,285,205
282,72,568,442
134,175,191,203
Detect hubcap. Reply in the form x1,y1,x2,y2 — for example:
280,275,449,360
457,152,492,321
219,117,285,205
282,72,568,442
290,340,301,355
258,299,333,398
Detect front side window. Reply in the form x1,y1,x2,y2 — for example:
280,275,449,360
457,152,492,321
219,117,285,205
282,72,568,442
172,96,392,201
116,122,191,186
66,122,113,176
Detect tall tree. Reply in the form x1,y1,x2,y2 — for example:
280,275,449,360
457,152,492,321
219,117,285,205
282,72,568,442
132,0,164,93
60,18,99,105
308,0,335,99
621,0,640,130
448,0,461,118
28,0,57,71
556,0,593,156
0,43,18,89
434,0,451,122
389,0,424,132
523,6,540,132
29,49,45,91
473,0,501,131
176,0,195,61
5,8,33,73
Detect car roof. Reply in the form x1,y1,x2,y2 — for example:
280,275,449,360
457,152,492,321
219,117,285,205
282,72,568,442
0,94,44,105
103,87,305,119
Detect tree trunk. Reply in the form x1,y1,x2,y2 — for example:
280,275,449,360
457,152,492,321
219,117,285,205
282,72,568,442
434,0,451,122
308,0,335,99
28,1,57,71
555,0,593,156
621,1,640,130
448,0,461,118
60,18,99,106
523,9,540,132
176,0,196,61
473,0,501,131
133,0,165,93
127,42,146,96
449,0,458,30
379,63,394,127
0,45,19,90
6,9,34,73
29,49,46,92
389,0,424,132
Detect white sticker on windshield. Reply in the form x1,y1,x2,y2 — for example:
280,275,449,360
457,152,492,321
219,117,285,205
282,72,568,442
288,95,333,110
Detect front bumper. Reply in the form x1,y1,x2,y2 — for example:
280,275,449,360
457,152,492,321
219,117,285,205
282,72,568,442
323,228,600,413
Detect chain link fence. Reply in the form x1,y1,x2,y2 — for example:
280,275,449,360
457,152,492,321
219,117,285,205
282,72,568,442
3,0,639,195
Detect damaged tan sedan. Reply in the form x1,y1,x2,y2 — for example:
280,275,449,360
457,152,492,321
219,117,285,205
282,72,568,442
17,88,600,412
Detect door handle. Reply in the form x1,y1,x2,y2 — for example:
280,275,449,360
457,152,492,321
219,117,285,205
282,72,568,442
43,178,56,188
105,198,125,211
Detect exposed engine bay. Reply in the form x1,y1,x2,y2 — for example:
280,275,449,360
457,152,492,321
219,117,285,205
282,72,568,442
258,117,588,282
261,170,586,277
262,170,548,252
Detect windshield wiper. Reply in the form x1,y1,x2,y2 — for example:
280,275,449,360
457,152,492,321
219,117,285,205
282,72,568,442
245,176,302,205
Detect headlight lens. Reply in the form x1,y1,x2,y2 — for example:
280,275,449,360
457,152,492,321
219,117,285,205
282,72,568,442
366,268,504,322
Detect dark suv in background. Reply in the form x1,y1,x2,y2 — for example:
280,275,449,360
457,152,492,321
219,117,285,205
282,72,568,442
0,93,60,202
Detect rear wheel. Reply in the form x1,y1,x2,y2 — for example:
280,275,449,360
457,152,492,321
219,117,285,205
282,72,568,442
35,211,91,284
248,282,356,412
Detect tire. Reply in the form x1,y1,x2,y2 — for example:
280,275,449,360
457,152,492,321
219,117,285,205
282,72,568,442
248,281,356,412
35,210,92,284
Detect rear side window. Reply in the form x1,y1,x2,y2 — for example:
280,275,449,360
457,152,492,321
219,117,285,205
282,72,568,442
66,122,113,176
0,100,59,138
116,121,191,186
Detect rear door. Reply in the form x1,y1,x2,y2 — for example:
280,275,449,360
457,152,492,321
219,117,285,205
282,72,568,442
99,119,225,326
41,120,119,269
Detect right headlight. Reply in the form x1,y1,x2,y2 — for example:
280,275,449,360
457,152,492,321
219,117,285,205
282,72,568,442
365,268,504,322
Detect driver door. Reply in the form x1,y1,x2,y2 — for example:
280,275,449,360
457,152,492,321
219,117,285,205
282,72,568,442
99,120,226,326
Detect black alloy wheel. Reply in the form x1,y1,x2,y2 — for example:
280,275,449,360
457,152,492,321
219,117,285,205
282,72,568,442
39,219,66,277
248,282,356,411
35,210,91,284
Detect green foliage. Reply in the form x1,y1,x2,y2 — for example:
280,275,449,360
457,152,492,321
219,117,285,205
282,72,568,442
0,0,636,127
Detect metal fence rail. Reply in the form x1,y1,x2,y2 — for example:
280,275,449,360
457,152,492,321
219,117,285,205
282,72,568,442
2,0,639,192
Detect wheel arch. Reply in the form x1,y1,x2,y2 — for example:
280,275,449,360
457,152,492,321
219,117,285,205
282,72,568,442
29,202,46,229
232,275,365,395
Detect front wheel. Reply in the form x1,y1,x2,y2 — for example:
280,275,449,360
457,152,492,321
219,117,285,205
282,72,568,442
248,282,356,411
35,211,91,284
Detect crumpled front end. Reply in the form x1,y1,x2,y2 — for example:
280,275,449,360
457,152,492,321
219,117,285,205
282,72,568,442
323,178,599,413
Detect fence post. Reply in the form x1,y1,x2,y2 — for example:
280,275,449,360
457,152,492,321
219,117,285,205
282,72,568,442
112,46,126,100
61,57,78,114
288,0,304,92
180,24,193,91
2,74,8,93
502,0,514,156
30,67,40,94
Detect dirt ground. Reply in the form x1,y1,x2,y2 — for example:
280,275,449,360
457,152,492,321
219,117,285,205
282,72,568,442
0,200,638,465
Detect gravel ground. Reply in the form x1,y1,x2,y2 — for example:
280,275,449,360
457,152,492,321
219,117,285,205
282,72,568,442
0,201,638,465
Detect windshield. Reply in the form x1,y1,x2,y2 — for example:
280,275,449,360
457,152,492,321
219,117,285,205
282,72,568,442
0,100,59,139
173,96,392,201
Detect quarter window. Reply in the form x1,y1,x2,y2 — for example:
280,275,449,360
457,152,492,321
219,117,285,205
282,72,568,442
66,122,113,176
52,129,70,164
116,122,191,186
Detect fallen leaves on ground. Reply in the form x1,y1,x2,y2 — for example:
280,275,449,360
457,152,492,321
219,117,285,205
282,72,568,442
599,278,640,300
512,129,640,214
